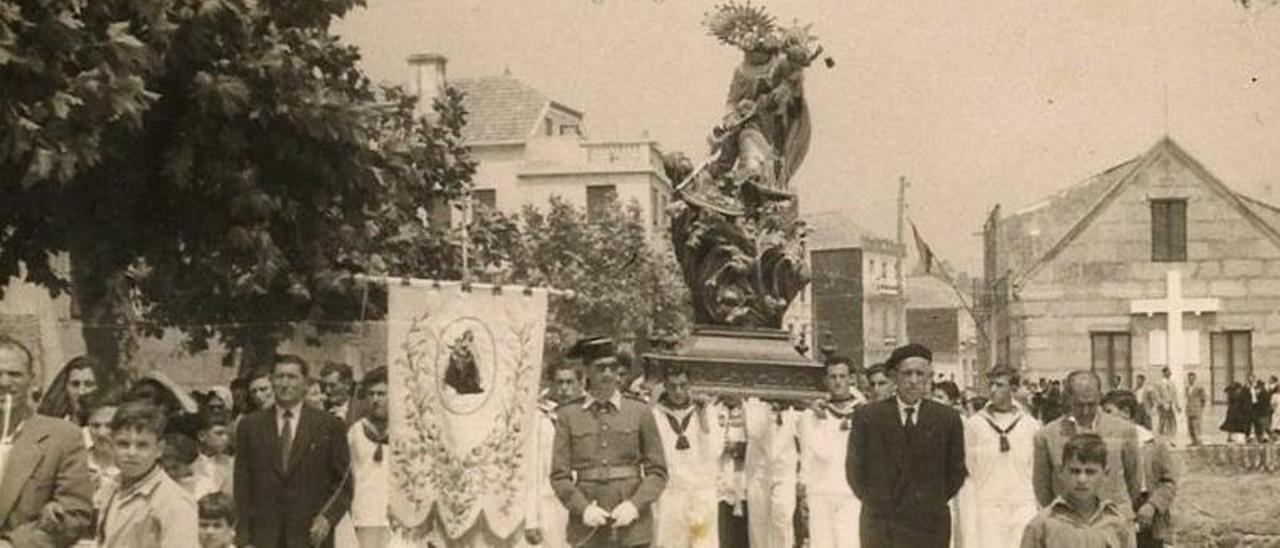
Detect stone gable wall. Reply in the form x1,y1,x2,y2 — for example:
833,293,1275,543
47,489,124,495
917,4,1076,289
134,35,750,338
1010,148,1280,398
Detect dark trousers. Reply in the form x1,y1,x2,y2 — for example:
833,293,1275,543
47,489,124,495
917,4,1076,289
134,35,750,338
1253,414,1272,441
859,510,949,548
718,502,749,548
1186,411,1202,445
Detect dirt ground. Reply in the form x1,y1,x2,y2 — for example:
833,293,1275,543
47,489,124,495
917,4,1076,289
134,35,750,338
1173,470,1280,546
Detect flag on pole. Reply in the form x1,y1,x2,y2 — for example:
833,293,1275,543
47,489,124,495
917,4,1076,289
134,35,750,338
387,280,548,545
910,220,952,284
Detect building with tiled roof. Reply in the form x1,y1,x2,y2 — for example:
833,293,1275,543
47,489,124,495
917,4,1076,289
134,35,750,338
782,210,906,370
983,137,1280,431
450,76,582,144
409,55,672,241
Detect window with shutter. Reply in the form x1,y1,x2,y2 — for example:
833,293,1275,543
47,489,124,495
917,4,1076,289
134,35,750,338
1151,199,1187,262
472,189,496,212
1210,330,1252,404
428,199,452,230
1090,332,1132,389
586,185,617,223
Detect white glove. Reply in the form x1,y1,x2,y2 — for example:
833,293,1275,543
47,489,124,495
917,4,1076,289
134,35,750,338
583,501,610,528
610,500,639,528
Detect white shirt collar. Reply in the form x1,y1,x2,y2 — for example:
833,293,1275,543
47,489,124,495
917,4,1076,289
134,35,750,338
582,390,622,410
1066,413,1098,431
277,401,304,420
896,396,922,424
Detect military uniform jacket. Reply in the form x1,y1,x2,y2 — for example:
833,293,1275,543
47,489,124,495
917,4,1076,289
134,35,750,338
550,391,668,546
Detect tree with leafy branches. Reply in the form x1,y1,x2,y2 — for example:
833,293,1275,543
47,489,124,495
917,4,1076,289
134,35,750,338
1,0,478,375
503,196,689,364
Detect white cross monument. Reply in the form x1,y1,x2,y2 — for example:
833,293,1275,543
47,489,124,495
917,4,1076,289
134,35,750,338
1129,270,1219,445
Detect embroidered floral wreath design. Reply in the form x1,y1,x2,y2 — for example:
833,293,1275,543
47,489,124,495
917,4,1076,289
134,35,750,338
390,311,537,539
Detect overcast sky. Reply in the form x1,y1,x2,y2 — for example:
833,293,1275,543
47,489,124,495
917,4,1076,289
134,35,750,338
336,0,1280,273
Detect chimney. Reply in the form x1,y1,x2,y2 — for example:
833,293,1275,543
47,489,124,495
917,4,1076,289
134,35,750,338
407,53,447,117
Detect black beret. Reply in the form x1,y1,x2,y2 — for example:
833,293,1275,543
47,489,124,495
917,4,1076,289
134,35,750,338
885,343,932,371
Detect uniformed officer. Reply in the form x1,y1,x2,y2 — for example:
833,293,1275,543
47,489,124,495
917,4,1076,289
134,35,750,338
550,337,668,547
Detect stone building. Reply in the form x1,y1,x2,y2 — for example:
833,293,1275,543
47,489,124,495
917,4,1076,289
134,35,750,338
984,137,1280,409
408,54,674,241
784,210,906,368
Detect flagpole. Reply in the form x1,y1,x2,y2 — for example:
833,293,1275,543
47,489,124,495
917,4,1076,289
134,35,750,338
896,176,908,343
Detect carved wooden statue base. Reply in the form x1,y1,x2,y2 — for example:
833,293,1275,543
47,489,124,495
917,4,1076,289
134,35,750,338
644,325,823,402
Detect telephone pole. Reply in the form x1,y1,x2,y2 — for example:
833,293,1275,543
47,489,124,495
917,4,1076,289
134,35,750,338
896,176,908,343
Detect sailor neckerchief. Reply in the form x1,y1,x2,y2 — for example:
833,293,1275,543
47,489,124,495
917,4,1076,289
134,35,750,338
981,405,1023,452
821,396,860,431
657,398,697,450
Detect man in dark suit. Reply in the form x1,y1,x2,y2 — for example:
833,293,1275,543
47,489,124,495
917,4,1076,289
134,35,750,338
235,354,351,548
846,343,966,548
0,336,93,548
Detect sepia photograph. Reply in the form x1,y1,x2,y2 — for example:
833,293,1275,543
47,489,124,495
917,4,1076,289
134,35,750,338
4,0,1280,546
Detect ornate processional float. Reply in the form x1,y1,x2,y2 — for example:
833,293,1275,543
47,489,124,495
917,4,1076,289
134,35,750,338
648,2,835,401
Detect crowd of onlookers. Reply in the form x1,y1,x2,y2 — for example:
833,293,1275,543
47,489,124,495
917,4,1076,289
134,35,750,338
0,335,388,548
1219,375,1279,444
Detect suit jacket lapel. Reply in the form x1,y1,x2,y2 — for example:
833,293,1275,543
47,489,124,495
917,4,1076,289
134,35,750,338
0,420,48,521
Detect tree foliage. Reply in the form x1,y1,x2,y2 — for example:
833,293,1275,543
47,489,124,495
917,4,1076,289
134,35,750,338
1,0,476,374
504,196,689,362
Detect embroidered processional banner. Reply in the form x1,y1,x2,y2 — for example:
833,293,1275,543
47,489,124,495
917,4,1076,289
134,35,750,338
387,281,547,544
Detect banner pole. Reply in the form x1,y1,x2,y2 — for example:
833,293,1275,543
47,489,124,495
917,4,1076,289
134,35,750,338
351,274,576,298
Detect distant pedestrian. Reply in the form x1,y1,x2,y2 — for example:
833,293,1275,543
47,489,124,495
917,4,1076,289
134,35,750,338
1251,380,1273,443
1184,373,1207,446
1149,368,1178,441
1221,382,1252,444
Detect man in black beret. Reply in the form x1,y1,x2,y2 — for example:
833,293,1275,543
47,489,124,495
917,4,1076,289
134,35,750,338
845,343,966,547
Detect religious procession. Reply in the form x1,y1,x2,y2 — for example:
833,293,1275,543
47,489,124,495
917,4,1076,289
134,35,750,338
4,0,1280,547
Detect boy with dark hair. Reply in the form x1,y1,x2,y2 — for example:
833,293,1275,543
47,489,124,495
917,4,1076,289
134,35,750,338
162,432,220,500
1020,433,1135,548
97,401,198,547
194,409,234,496
197,493,235,548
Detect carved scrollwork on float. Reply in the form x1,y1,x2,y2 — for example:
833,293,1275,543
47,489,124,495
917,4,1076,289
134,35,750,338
667,2,829,329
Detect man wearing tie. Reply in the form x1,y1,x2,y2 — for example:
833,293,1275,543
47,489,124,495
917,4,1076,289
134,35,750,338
846,343,966,548
235,355,351,548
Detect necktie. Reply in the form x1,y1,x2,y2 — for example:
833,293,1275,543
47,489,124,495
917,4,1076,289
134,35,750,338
280,409,294,469
904,406,915,428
